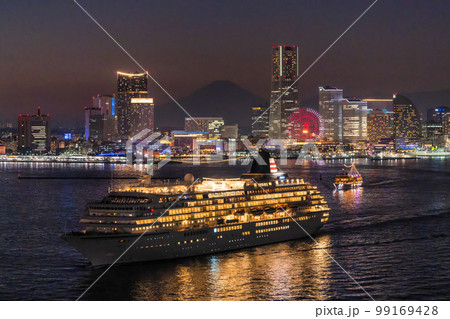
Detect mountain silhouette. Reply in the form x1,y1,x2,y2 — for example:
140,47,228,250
155,80,267,131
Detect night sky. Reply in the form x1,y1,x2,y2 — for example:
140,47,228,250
1,0,449,127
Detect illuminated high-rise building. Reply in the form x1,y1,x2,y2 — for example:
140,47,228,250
222,124,239,139
116,71,154,138
93,94,115,116
393,94,421,148
423,107,449,143
85,106,103,141
85,95,118,141
92,94,117,141
362,98,394,112
251,105,269,138
268,45,299,139
319,86,343,141
129,97,155,137
341,98,368,143
443,112,450,135
18,107,50,154
427,106,449,124
185,117,224,138
367,109,391,144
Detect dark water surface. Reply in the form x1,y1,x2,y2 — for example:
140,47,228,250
0,159,449,300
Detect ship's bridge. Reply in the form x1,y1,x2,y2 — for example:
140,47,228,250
196,178,246,192
112,177,247,196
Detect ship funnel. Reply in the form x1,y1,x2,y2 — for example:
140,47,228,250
241,149,287,181
184,173,195,185
249,149,274,174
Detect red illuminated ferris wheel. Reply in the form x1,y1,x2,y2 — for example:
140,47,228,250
287,107,324,141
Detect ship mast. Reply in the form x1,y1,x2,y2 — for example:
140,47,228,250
343,162,360,177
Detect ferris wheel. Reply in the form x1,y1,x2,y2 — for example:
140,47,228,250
287,107,324,141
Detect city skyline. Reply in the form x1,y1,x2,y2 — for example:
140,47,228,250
1,0,449,127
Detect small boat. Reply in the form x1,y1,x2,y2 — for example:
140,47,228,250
334,163,363,190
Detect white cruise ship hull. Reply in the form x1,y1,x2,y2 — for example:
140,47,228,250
64,212,327,267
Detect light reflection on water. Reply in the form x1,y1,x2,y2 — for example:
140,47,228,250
105,235,334,300
0,159,449,300
333,187,364,208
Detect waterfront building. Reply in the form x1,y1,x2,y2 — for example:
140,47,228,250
251,105,269,138
184,117,224,138
363,98,393,112
129,97,155,137
424,122,443,144
443,112,450,135
116,71,154,138
427,106,449,123
319,86,343,141
222,124,239,139
171,131,209,151
91,94,118,141
341,98,368,143
17,107,50,154
367,109,391,144
84,106,103,141
268,45,299,139
422,106,449,144
393,94,421,149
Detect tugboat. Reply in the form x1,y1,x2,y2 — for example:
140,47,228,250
333,163,363,190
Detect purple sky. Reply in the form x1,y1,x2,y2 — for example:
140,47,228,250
1,0,449,127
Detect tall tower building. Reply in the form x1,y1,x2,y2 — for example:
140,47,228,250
427,106,449,123
251,105,269,138
116,71,154,138
319,86,343,141
393,94,421,148
367,109,391,144
443,112,450,135
84,106,103,141
341,98,368,143
362,98,393,112
18,107,51,154
268,45,299,139
129,97,155,137
92,94,118,141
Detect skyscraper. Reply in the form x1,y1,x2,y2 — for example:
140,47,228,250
367,109,391,144
341,98,368,143
92,94,117,141
427,106,449,124
85,106,102,141
116,71,154,138
129,97,155,137
222,124,239,139
18,107,50,154
184,117,224,138
251,105,269,138
443,112,450,135
362,98,394,112
85,95,118,142
422,107,448,143
393,94,421,148
319,86,343,141
268,45,299,139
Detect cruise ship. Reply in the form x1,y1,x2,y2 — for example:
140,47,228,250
64,150,331,266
